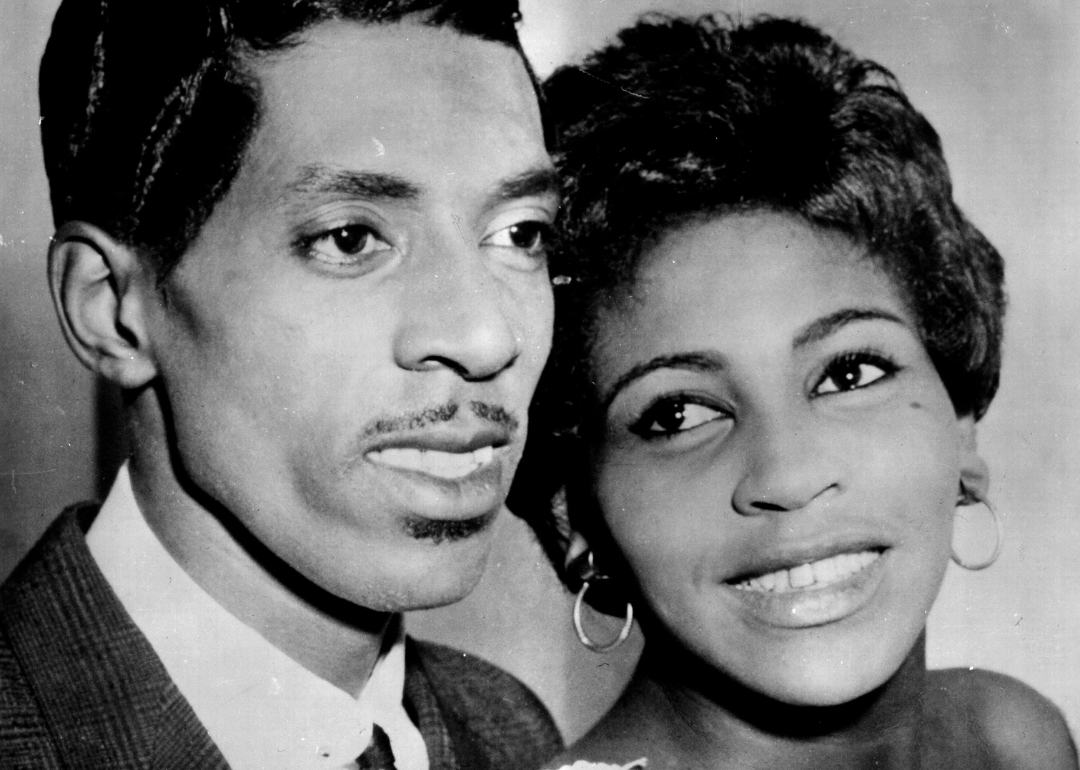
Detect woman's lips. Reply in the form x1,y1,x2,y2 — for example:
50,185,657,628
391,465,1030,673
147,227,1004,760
724,548,889,629
731,549,881,593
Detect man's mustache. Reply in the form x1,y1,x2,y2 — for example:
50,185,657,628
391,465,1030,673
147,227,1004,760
360,401,520,439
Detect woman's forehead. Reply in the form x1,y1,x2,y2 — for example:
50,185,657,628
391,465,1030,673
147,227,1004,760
588,213,919,382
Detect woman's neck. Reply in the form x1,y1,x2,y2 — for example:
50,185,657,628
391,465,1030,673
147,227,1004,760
586,635,929,770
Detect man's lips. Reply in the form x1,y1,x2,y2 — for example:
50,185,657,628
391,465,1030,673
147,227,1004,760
367,445,497,480
363,425,511,481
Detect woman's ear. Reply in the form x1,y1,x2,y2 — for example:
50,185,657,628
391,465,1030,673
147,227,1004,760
563,529,592,579
956,414,990,500
48,221,158,389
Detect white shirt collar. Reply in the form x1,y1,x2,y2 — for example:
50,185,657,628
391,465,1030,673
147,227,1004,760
87,464,429,770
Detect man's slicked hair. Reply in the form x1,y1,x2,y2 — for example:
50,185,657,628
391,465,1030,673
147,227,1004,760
40,0,540,277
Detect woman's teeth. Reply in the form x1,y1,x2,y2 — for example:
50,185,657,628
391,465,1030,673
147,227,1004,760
733,550,880,593
368,445,495,480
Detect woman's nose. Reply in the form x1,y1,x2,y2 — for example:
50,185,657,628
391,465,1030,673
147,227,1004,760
393,242,520,381
730,408,843,516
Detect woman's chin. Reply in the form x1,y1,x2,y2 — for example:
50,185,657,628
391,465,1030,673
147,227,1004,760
735,648,916,711
757,675,883,708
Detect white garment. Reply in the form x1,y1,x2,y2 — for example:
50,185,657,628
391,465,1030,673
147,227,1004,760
87,464,429,770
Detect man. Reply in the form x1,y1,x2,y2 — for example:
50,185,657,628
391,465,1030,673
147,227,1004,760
0,1,561,768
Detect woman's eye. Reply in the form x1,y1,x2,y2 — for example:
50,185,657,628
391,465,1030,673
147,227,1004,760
483,220,551,257
306,225,393,266
629,398,725,438
814,354,895,395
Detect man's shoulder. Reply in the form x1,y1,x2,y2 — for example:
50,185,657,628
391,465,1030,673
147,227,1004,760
0,504,227,770
0,505,97,767
0,504,96,617
927,667,1078,770
0,504,104,635
0,619,64,769
407,637,563,768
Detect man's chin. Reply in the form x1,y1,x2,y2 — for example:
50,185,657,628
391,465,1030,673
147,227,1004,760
355,568,491,615
328,525,498,614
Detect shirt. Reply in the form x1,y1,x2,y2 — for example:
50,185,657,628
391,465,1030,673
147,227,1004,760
87,464,429,770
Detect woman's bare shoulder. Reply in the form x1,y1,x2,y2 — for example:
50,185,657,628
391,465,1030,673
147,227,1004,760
538,714,658,770
927,667,1077,770
540,752,648,770
539,681,673,770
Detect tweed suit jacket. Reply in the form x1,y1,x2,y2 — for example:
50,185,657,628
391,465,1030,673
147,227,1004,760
0,504,562,770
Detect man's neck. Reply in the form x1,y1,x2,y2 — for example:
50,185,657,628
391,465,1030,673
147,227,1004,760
126,412,393,697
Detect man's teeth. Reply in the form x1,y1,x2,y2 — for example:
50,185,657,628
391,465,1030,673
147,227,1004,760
733,550,880,593
368,446,495,480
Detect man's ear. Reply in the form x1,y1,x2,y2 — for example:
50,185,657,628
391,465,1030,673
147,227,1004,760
956,414,990,500
48,221,158,388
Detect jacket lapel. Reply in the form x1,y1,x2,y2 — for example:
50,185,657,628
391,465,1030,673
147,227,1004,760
0,505,229,770
404,638,459,770
404,639,497,770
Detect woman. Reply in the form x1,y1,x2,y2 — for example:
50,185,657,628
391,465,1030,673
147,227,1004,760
509,14,1077,769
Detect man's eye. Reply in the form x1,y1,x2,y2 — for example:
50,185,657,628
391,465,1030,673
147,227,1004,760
814,353,895,395
629,398,725,438
306,225,393,265
483,221,550,256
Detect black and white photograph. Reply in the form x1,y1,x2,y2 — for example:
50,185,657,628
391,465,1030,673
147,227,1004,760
1,1,1077,767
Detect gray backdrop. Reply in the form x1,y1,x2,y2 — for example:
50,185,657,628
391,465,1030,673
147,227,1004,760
2,0,1077,742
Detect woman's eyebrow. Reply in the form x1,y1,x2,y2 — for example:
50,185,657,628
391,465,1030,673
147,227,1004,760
603,351,725,410
792,308,908,350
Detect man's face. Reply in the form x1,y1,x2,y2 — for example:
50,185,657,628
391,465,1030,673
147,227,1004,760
142,19,556,611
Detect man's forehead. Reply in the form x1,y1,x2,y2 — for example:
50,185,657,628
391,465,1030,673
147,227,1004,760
252,18,540,134
245,17,549,204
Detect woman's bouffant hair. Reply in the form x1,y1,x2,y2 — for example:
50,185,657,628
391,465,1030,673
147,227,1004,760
508,14,1006,582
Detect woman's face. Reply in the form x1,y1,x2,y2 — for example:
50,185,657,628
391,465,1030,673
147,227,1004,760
589,212,984,706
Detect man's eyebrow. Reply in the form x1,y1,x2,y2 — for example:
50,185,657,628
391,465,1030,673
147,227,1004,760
288,164,423,202
486,166,561,208
792,307,908,350
603,352,724,410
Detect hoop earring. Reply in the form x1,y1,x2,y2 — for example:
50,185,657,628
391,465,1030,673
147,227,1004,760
951,491,1004,571
571,552,634,652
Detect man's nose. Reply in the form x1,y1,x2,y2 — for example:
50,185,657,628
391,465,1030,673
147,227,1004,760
730,406,844,516
393,240,519,381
